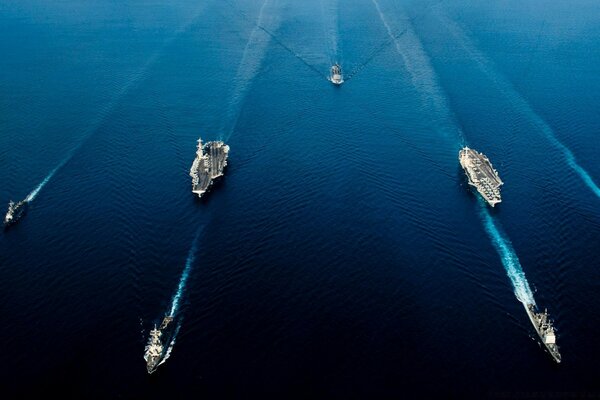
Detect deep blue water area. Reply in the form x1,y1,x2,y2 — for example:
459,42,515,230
1,0,599,398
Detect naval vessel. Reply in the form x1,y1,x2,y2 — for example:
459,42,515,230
330,63,343,85
459,147,503,206
189,138,230,198
524,303,561,363
4,199,28,228
144,316,176,374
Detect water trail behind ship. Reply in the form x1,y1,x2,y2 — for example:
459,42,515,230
435,10,600,200
479,203,536,305
19,5,207,205
24,162,65,202
158,322,182,366
320,0,340,65
168,227,204,318
220,0,280,142
370,0,466,145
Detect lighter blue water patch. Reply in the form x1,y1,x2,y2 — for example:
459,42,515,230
21,5,208,205
480,204,536,305
371,0,466,145
435,9,600,200
221,0,280,142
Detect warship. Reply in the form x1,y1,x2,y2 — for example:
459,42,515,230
330,63,343,85
189,138,230,198
459,147,503,206
144,316,176,374
4,199,28,228
524,303,561,363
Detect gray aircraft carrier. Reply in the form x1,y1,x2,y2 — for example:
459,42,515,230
459,147,503,206
189,138,230,198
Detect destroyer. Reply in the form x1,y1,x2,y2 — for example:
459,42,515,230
144,316,176,374
459,147,503,206
524,303,561,363
189,138,230,198
330,63,343,85
4,199,28,228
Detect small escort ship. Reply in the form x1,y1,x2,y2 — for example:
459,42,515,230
144,316,175,374
524,303,561,363
330,63,343,85
459,147,503,206
4,199,28,228
189,138,230,198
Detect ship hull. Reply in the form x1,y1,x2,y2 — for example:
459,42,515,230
331,76,343,85
523,303,561,363
144,318,177,374
190,140,229,198
459,147,503,207
4,201,28,228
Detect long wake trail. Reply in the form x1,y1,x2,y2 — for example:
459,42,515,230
145,226,203,371
320,0,340,64
372,1,537,305
370,0,465,144
220,0,281,142
168,227,204,318
434,10,600,200
22,5,207,204
480,204,536,305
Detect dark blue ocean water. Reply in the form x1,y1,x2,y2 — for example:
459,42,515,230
1,0,599,398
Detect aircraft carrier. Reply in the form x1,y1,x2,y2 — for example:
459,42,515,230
4,199,28,228
189,138,230,198
459,147,503,206
144,316,176,374
524,303,561,363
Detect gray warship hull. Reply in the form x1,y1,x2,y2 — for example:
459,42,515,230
4,200,28,228
189,139,230,198
524,303,561,363
330,63,343,85
144,316,175,374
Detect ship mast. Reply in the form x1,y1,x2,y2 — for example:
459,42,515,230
196,138,203,157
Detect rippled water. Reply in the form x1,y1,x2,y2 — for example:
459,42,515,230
1,0,599,397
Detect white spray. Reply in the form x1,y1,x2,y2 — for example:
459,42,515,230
480,204,536,305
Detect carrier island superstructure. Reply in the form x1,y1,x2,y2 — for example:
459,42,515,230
189,138,230,198
459,147,503,206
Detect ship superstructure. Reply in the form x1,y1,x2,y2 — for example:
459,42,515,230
4,199,28,228
189,138,230,198
330,63,343,85
459,147,503,206
144,316,175,374
524,303,561,363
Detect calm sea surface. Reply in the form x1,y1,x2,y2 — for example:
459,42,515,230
1,0,599,397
